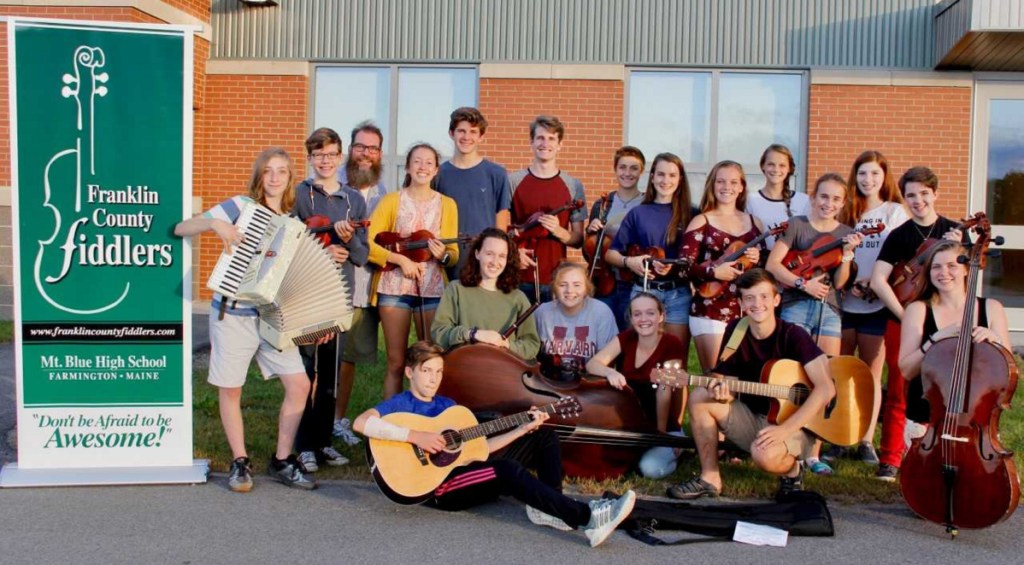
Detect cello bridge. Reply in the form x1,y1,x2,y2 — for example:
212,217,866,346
940,433,968,443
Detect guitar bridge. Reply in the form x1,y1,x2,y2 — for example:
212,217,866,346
412,445,429,466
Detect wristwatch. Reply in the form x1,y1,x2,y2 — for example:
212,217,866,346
440,252,451,266
794,278,805,291
469,327,479,344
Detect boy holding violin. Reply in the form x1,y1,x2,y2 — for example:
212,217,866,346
868,166,965,482
291,127,370,470
509,115,587,304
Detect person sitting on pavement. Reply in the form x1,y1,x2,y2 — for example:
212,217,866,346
667,268,835,500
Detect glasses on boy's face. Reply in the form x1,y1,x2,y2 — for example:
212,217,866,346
350,143,382,155
309,151,340,162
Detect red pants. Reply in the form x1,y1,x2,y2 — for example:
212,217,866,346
879,319,907,467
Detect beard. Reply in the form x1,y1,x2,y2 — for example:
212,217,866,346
346,157,382,189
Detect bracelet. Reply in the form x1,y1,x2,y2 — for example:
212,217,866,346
841,252,854,263
469,327,479,344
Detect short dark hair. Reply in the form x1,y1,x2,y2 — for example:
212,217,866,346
898,166,939,196
405,340,445,369
614,145,646,169
350,120,384,147
529,115,565,141
449,107,488,135
736,268,779,296
305,127,342,155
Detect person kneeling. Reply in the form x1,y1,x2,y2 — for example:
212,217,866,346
668,269,835,500
353,341,636,547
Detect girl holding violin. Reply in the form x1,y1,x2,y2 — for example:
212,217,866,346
766,173,863,475
586,293,686,478
838,150,909,464
367,143,460,399
535,261,618,382
585,146,647,329
431,227,541,360
746,144,810,251
680,160,765,373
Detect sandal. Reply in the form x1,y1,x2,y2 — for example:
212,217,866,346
667,476,720,500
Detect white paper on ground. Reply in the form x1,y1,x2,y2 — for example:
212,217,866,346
732,521,789,547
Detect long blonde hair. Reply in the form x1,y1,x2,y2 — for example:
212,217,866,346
247,147,296,213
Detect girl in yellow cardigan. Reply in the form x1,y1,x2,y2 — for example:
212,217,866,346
368,143,460,398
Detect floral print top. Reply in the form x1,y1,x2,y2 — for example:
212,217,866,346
680,216,763,322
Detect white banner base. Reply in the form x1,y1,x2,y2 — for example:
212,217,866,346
0,459,209,487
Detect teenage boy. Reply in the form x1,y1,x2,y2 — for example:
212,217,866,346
509,115,586,304
292,127,370,471
353,341,636,548
869,166,964,482
333,121,392,446
436,107,512,278
668,269,835,500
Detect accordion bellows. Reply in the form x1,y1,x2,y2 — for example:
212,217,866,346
207,202,354,350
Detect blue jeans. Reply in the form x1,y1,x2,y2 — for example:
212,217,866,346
597,280,634,331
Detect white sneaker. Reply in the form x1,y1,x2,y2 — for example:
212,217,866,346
583,491,636,548
526,505,573,531
320,446,349,467
333,418,362,446
297,451,319,473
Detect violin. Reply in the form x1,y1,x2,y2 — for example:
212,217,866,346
511,199,584,243
304,215,370,247
374,230,475,271
695,222,787,299
583,193,617,297
625,245,691,278
900,215,1019,534
889,212,982,306
780,223,885,280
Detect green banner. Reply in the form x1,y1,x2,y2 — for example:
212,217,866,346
10,19,193,469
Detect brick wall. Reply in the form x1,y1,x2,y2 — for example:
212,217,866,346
807,84,973,220
193,73,309,300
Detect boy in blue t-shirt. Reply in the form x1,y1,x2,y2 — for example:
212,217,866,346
353,341,636,547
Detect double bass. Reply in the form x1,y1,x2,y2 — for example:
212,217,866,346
900,216,1019,534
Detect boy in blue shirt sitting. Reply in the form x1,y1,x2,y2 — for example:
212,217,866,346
353,341,636,547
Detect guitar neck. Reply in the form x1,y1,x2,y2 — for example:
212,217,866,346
459,403,559,441
684,374,797,401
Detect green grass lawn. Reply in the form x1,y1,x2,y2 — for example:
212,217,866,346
192,335,1024,503
0,321,13,343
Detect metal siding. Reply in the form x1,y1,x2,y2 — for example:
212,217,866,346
212,0,936,69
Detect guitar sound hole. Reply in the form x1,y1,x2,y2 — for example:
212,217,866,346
429,430,462,467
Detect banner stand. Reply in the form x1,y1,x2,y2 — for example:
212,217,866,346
0,460,209,488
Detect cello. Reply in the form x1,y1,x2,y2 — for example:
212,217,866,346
899,217,1019,534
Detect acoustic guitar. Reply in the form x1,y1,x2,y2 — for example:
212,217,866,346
651,356,874,447
366,396,582,505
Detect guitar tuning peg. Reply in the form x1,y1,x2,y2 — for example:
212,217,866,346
60,86,74,98
62,73,77,85
95,72,109,83
95,86,108,97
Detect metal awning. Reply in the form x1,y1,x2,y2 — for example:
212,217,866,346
936,0,1024,70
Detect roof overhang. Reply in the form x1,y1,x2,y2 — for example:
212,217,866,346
936,0,1024,70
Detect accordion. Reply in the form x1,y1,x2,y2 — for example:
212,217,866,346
207,202,353,350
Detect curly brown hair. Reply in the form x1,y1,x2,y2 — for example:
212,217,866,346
459,227,521,293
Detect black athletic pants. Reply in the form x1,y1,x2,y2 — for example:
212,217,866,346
294,334,344,453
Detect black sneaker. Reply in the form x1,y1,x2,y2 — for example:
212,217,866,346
776,463,804,500
857,441,880,465
875,463,898,482
268,455,318,490
228,456,253,493
821,444,846,463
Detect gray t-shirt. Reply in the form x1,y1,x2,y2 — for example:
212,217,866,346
535,298,617,381
777,215,853,312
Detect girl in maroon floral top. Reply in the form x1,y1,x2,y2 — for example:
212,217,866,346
680,161,765,372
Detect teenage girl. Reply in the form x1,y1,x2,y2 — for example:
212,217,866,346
745,144,810,250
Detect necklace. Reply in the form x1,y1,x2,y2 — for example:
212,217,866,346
617,190,642,205
911,220,935,242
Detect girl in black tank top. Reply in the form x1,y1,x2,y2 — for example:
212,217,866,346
898,241,1011,423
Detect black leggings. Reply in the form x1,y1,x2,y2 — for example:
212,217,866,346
294,335,343,452
427,429,591,528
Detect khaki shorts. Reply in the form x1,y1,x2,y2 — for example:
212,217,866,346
207,313,305,388
341,307,380,364
721,400,813,458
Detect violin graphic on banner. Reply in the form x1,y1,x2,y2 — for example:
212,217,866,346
34,45,129,315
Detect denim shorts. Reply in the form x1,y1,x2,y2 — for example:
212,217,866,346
630,284,691,326
781,299,842,339
840,309,889,336
376,293,440,311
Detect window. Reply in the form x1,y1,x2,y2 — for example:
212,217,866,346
313,66,478,188
627,70,807,202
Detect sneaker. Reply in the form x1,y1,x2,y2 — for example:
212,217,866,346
821,444,846,463
807,458,833,476
583,490,636,548
666,476,720,500
319,446,350,467
333,418,362,446
875,463,898,483
776,463,805,500
269,455,318,490
227,456,253,493
526,505,573,531
857,441,880,465
297,451,319,473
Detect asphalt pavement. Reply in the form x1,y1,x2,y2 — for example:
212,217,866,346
0,314,1022,564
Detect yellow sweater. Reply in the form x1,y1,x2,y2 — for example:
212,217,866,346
366,190,460,306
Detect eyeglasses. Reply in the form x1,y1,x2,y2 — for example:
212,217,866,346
350,143,382,155
309,151,340,162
